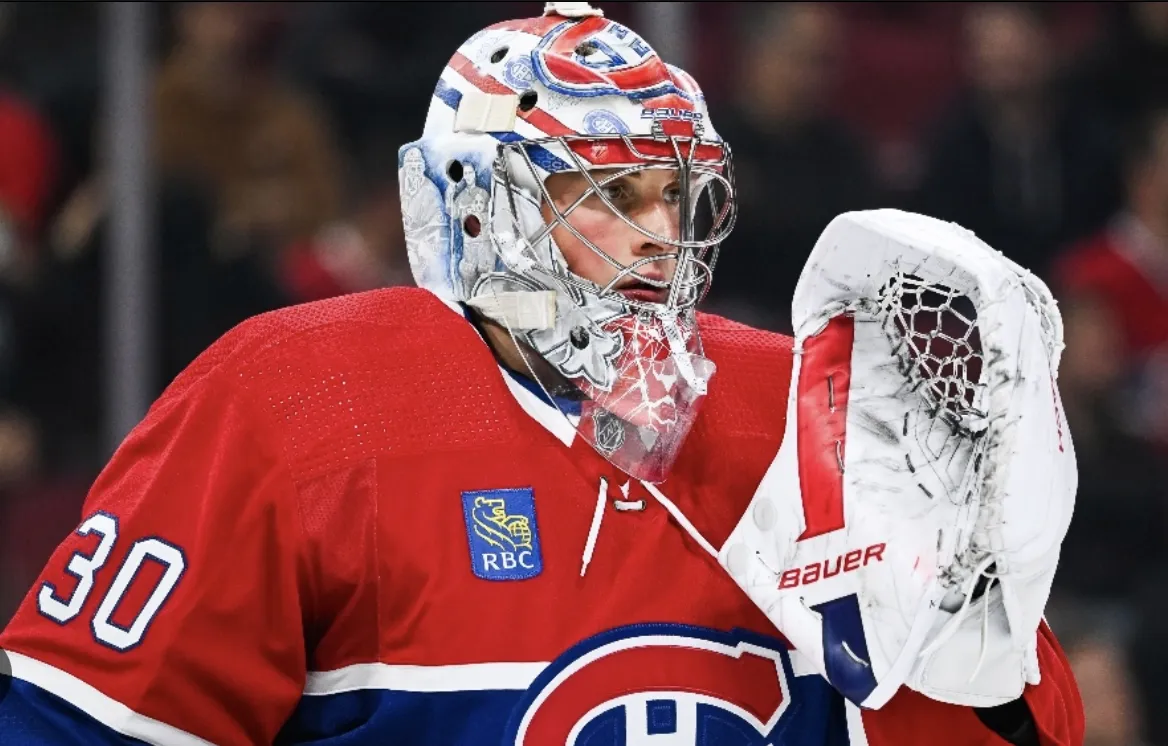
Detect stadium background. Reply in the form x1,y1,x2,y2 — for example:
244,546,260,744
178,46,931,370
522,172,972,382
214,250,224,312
0,3,1163,743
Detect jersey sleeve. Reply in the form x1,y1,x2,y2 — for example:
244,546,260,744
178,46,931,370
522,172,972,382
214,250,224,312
852,623,1084,746
0,365,310,745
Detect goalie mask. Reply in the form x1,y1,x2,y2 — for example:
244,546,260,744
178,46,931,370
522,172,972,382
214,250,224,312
399,2,735,482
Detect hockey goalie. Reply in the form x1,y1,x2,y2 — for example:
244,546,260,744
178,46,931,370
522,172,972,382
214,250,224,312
0,2,1081,744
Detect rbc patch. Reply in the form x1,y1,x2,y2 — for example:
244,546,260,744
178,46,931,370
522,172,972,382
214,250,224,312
462,488,543,581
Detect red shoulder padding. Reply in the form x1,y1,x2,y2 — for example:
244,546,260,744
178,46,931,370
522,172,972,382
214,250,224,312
671,313,795,548
0,362,309,744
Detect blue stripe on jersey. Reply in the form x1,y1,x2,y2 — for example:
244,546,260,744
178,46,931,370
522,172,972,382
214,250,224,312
0,677,149,745
276,689,521,745
501,366,584,416
274,680,854,746
0,664,854,745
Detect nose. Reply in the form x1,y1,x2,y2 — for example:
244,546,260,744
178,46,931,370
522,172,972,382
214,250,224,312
633,199,679,257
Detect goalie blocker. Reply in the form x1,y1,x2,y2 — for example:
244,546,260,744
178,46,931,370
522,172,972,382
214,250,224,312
719,209,1076,710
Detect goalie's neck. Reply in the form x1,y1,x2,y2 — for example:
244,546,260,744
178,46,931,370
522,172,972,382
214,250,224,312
460,303,584,416
470,309,534,378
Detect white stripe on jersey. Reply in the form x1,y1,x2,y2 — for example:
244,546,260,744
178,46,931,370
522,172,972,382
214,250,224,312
3,649,215,746
789,648,821,678
498,363,580,446
845,700,872,746
304,661,551,696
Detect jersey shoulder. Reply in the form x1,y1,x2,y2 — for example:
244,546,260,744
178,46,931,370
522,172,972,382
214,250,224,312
673,313,794,546
695,310,794,438
159,287,517,481
160,287,467,399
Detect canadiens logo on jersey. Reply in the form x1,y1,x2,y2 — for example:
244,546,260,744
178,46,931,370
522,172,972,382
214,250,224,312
462,488,544,581
504,624,793,746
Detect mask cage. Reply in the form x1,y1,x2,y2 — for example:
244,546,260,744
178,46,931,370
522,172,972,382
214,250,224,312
492,133,736,314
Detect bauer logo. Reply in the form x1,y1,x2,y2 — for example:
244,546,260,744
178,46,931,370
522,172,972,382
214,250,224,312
462,488,543,581
640,107,703,123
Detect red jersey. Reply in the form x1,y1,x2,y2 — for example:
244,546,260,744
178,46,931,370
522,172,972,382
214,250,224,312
0,288,1082,745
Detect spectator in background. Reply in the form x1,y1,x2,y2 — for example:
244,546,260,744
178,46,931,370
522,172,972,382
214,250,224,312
1129,570,1168,746
705,2,877,333
1054,109,1168,451
1073,643,1148,746
0,2,101,214
27,167,222,476
278,2,519,166
0,86,73,626
0,88,55,471
0,6,98,629
154,2,343,295
1049,111,1168,743
1047,600,1150,746
1047,293,1167,608
1073,2,1168,128
0,90,57,279
916,3,1121,276
279,139,414,303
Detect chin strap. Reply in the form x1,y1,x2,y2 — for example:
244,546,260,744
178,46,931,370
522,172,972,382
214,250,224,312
466,291,558,331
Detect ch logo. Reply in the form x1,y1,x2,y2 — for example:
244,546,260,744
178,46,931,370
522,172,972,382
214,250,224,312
532,17,679,101
504,624,794,745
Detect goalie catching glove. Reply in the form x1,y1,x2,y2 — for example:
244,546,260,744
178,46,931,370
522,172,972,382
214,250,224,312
718,209,1076,709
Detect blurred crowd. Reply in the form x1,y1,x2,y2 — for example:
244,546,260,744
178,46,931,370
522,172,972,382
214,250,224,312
0,3,1164,743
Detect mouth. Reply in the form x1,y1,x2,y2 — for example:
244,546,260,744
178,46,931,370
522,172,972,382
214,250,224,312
616,281,669,304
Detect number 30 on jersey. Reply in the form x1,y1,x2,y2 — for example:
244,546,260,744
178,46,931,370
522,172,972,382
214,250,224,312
36,512,186,652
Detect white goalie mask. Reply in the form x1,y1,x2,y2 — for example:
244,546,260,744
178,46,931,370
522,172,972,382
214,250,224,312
399,3,736,482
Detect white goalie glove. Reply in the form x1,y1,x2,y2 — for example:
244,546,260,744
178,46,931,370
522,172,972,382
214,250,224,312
719,209,1076,709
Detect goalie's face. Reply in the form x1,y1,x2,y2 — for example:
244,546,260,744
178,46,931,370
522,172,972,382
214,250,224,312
541,168,681,305
480,126,734,483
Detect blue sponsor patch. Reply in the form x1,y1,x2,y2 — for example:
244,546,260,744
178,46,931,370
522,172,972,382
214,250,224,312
462,488,543,581
583,109,630,135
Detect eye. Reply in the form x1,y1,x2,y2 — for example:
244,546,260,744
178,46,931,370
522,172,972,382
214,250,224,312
598,180,632,204
663,184,682,206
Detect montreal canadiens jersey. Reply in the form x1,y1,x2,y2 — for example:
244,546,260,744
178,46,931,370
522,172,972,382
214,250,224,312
0,288,1082,745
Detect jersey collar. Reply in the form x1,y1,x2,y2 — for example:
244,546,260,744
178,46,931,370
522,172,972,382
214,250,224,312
435,295,579,447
